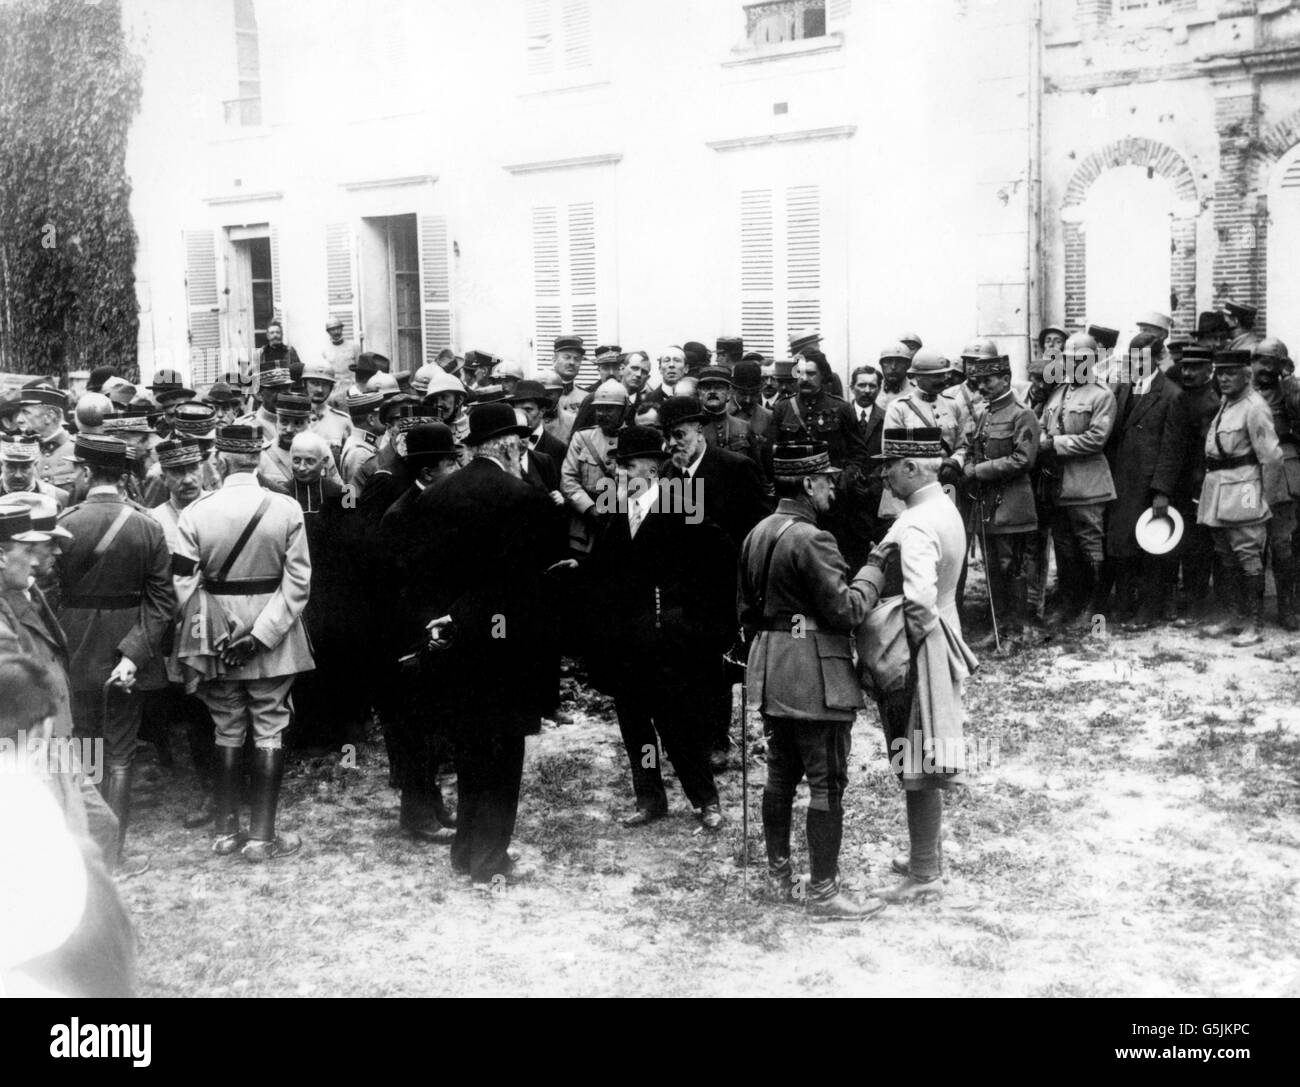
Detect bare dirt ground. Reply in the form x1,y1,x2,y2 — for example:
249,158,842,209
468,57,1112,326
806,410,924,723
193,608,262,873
119,604,1300,998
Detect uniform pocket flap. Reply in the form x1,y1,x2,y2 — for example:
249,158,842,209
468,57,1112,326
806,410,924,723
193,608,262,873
812,631,853,659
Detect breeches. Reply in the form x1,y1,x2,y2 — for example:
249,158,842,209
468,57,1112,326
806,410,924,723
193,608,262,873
762,717,851,813
1050,502,1106,563
198,676,296,750
1211,524,1269,575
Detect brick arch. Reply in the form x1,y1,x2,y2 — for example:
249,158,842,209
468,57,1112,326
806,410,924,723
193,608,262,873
1246,110,1300,337
1060,137,1200,337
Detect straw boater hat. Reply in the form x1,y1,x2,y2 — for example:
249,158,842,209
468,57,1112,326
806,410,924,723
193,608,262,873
0,492,72,543
1135,505,1185,556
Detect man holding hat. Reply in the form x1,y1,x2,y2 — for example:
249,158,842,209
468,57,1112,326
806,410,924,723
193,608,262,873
546,335,588,442
18,386,76,491
56,434,174,875
173,424,314,862
1198,350,1286,647
2,434,69,510
738,441,882,919
584,425,731,832
1223,301,1259,353
1039,332,1118,626
301,359,352,464
963,351,1042,648
560,379,626,554
415,403,565,887
1251,337,1300,630
856,426,976,904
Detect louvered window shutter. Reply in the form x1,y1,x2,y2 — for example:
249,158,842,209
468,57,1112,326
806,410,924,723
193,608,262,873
270,224,282,325
526,0,555,76
325,223,357,341
561,0,592,71
740,185,822,360
185,229,221,384
532,201,599,380
740,189,776,361
785,185,822,349
418,214,452,364
826,0,852,32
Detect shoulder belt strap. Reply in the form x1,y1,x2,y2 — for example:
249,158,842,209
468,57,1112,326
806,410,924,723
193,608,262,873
93,506,134,559
214,495,274,583
749,516,799,623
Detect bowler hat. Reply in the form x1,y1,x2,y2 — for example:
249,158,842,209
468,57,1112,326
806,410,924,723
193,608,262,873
1086,324,1120,351
716,336,744,359
507,380,554,408
203,381,241,407
350,351,391,376
731,361,762,392
1196,311,1230,340
615,425,670,464
659,396,705,432
70,434,129,471
1223,301,1257,324
464,402,530,445
405,422,460,465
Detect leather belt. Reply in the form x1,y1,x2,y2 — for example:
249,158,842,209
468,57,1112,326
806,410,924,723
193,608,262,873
757,616,822,632
204,577,281,596
61,594,141,611
1206,453,1259,471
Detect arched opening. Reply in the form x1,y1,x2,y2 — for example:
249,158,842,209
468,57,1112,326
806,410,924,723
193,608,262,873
1080,165,1178,329
1268,145,1300,350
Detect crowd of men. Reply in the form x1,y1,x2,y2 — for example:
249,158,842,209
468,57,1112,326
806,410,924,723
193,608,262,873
1,297,1293,945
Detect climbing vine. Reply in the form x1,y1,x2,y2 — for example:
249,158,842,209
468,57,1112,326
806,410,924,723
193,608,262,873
0,0,142,380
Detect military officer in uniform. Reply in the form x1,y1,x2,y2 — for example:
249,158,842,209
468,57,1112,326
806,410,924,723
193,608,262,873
1224,301,1259,353
876,343,917,413
242,354,293,441
1198,350,1286,647
963,352,1040,648
1250,336,1300,630
258,392,342,494
3,434,69,509
857,427,976,904
173,424,315,861
771,356,864,468
698,365,760,463
560,379,625,555
739,441,883,920
1039,332,1117,626
340,388,385,493
57,435,174,875
19,387,77,491
546,335,589,443
301,359,352,465
880,349,970,521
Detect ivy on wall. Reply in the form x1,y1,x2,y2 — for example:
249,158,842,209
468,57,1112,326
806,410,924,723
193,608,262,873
0,0,142,380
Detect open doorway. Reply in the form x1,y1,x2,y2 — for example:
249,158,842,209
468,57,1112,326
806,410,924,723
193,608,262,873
358,213,422,374
226,225,275,366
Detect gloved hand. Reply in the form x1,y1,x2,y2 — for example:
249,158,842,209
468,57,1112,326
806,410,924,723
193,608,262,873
939,458,963,487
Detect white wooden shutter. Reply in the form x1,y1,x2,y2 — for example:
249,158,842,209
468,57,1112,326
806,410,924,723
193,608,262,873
270,223,282,324
786,185,822,347
526,0,555,76
739,184,821,360
740,189,776,361
826,0,852,32
185,229,221,384
561,0,592,71
419,214,452,364
325,222,357,341
532,201,600,379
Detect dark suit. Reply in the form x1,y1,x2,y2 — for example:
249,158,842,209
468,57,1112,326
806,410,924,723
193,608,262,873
523,447,560,494
662,446,770,750
586,499,734,812
416,457,565,881
528,426,568,466
843,401,886,567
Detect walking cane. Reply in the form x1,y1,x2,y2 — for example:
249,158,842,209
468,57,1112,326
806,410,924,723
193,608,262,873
724,644,748,897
